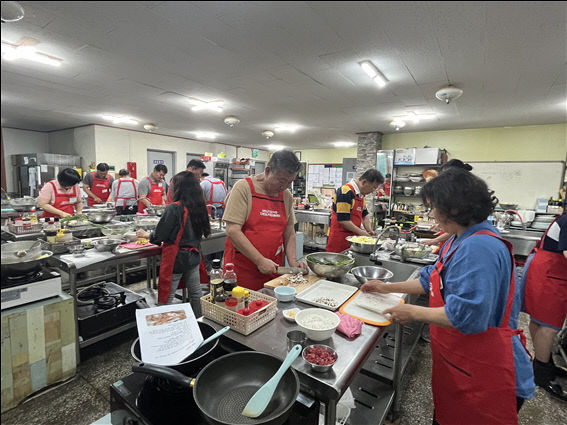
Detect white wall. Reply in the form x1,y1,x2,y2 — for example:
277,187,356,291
2,128,50,193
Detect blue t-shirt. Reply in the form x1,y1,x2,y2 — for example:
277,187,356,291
419,220,535,399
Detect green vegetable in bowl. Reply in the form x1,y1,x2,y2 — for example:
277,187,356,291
60,214,89,222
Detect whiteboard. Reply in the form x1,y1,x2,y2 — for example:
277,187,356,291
469,161,565,209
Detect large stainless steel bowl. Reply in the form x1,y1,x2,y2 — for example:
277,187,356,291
101,223,133,236
305,252,354,279
1,250,53,276
351,266,394,284
346,236,380,254
91,238,122,252
9,197,37,212
1,240,43,260
145,205,166,216
87,209,116,224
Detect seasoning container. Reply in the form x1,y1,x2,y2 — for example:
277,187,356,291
244,290,250,308
224,296,238,312
232,286,245,310
222,263,237,296
209,259,224,303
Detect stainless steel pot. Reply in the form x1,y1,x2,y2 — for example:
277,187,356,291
1,250,53,276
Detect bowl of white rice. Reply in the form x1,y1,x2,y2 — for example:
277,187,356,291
295,308,340,341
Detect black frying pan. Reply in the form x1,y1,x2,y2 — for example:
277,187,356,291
133,351,299,425
131,321,219,376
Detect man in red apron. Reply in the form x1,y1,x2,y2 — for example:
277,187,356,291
522,213,567,401
83,163,113,206
112,169,139,215
326,169,383,253
360,168,534,424
223,150,306,291
37,168,83,218
167,159,206,203
201,173,227,218
138,164,168,213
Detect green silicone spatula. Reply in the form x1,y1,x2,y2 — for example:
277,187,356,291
241,344,302,418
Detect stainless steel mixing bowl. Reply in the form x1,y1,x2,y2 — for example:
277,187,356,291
351,266,394,284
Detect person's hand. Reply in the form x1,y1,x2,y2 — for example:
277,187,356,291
60,212,72,218
289,260,308,273
136,229,150,239
383,304,417,325
360,230,371,237
94,196,103,204
421,238,438,246
360,279,390,293
257,257,278,275
368,229,377,236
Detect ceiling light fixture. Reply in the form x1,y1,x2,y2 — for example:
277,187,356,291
186,97,224,112
332,141,356,147
265,144,286,151
389,120,406,131
261,130,275,139
435,86,463,104
192,131,217,140
143,123,158,132
392,111,437,125
223,115,240,127
1,2,25,23
102,115,139,125
274,124,300,133
359,60,387,88
1,40,62,67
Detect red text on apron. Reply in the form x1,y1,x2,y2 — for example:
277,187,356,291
523,215,567,329
326,184,364,253
138,177,164,212
40,182,78,218
87,172,111,206
114,178,137,209
223,177,288,290
204,178,227,214
429,230,527,425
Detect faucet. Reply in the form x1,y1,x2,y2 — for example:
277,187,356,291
503,209,526,231
370,225,401,261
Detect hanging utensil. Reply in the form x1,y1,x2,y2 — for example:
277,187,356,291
241,344,302,418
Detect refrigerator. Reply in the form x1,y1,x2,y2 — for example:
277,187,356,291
12,153,82,197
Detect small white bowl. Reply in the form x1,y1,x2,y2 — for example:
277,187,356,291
283,308,300,323
274,286,296,302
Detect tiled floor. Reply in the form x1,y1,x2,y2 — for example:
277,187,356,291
2,282,566,425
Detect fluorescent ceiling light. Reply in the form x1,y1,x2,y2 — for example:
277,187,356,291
101,115,139,125
359,60,387,88
332,141,356,147
274,124,300,133
1,41,62,67
192,131,217,140
392,111,437,125
265,144,286,151
186,97,224,112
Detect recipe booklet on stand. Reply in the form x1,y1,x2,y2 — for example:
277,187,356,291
135,304,204,365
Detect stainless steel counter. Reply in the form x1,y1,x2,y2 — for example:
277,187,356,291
500,228,543,256
294,209,331,225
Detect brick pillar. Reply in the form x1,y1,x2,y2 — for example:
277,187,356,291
355,131,383,214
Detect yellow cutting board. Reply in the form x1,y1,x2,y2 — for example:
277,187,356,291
263,274,322,293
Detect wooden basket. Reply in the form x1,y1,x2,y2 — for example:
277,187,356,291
200,290,277,335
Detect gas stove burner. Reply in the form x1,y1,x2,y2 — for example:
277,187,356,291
5,270,43,284
95,295,118,310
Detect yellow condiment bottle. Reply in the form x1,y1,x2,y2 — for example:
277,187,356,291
232,286,245,310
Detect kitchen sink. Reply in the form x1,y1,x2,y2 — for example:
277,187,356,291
500,229,543,257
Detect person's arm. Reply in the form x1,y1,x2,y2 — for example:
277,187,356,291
362,214,376,236
361,278,426,295
106,176,114,202
421,232,452,246
138,179,152,208
75,197,83,215
384,305,456,328
283,222,307,271
339,220,371,236
225,221,278,274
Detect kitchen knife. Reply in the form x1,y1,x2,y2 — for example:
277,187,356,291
276,266,307,275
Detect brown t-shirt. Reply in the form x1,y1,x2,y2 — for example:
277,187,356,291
222,175,296,226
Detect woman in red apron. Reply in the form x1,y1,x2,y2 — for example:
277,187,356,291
522,213,567,401
327,170,383,253
37,168,82,218
360,168,534,424
136,172,210,314
84,163,112,206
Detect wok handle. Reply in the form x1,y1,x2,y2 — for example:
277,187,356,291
132,362,194,388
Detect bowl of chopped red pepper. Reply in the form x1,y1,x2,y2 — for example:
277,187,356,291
302,344,338,373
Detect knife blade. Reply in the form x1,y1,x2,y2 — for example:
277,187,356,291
276,266,306,275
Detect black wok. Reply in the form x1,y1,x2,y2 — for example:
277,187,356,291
133,351,299,425
131,321,219,375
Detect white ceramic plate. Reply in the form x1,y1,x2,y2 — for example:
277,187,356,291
295,280,358,311
282,308,300,323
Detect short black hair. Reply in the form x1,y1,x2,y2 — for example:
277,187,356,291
57,168,81,187
118,169,130,177
154,164,168,174
267,150,301,174
187,159,206,170
440,159,473,173
97,163,110,172
359,169,384,184
421,168,496,227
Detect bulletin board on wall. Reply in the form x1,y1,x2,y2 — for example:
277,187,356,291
469,161,565,209
307,163,343,191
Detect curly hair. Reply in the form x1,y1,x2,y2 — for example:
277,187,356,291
421,168,497,226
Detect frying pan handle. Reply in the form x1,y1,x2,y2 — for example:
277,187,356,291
132,362,194,387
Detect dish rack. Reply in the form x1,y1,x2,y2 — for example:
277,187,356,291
201,290,277,335
7,222,43,235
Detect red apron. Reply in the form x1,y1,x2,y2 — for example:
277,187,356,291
86,172,111,206
138,177,164,213
326,184,364,253
523,216,567,329
40,182,78,218
114,178,137,209
166,178,173,204
204,178,227,215
157,204,198,304
430,230,527,425
223,177,287,290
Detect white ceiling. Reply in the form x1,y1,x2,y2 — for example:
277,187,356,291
1,1,566,150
